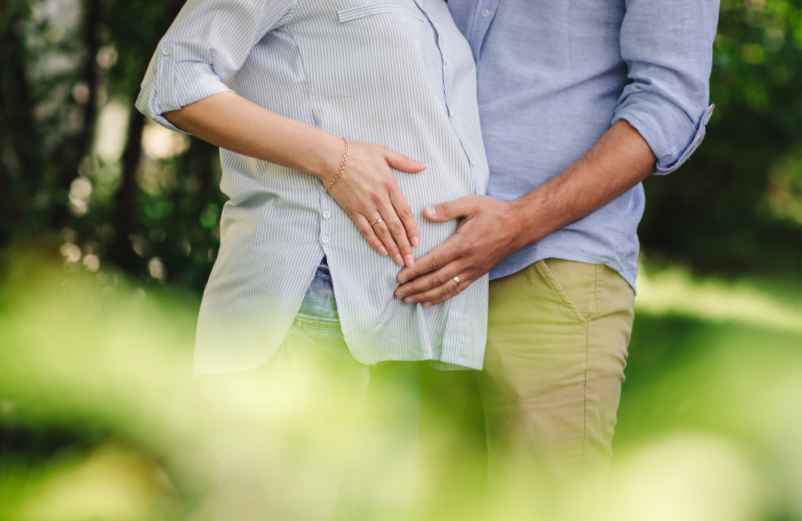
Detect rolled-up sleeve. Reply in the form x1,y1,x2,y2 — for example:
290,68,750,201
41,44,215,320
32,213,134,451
611,0,720,175
134,0,296,136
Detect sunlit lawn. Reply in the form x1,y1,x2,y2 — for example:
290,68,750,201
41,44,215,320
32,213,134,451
1,256,800,521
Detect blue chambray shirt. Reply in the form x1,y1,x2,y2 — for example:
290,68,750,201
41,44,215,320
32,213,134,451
448,0,720,290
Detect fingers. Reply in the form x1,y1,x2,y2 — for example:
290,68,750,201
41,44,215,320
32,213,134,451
388,184,420,249
395,260,465,303
376,195,414,267
426,274,471,305
367,214,401,266
384,149,426,174
423,196,481,223
404,272,471,306
353,214,389,258
396,236,463,284
331,143,425,266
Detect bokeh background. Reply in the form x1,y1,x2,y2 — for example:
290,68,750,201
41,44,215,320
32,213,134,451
1,0,801,520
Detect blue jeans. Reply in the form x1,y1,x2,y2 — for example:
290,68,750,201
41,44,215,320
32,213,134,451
297,256,339,323
280,257,423,519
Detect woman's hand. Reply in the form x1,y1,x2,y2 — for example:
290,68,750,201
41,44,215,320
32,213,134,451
159,94,424,267
321,140,426,268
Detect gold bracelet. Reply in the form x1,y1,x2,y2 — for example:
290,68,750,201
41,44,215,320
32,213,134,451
324,138,350,193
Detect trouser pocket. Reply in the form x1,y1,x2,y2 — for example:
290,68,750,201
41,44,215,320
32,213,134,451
530,258,599,322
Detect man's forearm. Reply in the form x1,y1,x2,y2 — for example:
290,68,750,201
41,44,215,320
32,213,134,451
509,120,657,251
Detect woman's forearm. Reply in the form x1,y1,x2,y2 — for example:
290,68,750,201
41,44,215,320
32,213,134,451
164,90,343,182
163,89,425,267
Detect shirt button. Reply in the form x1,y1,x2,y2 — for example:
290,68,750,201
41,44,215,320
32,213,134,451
322,210,331,220
161,48,170,56
321,235,330,244
481,8,493,17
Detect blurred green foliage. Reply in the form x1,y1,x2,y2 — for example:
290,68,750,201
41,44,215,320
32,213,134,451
640,0,802,274
1,259,801,520
1,0,223,290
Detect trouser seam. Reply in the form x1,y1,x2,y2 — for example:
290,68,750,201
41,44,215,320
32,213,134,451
582,264,600,463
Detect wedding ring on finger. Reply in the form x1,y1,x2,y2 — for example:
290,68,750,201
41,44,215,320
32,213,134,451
452,275,461,287
372,216,384,227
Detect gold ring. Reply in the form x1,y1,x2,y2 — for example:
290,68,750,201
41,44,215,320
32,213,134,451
452,275,461,285
372,217,384,226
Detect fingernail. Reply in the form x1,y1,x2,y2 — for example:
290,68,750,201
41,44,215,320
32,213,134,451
425,207,436,217
404,297,414,304
397,273,407,284
423,302,432,308
405,255,415,267
381,249,389,256
412,236,420,247
394,256,403,267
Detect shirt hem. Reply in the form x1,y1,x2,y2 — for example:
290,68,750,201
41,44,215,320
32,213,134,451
490,247,638,295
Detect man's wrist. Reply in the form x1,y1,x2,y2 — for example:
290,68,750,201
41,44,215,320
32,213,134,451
507,197,544,251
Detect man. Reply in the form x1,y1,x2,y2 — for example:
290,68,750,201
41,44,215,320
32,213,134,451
395,0,720,490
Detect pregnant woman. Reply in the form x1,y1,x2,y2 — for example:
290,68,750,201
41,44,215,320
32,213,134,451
136,0,489,380
136,1,488,515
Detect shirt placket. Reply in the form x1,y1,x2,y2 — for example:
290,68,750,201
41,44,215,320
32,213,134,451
412,0,475,170
319,185,332,251
468,0,498,60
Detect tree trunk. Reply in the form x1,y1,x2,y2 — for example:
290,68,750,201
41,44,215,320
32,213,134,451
47,0,103,230
108,110,146,272
0,3,41,245
107,0,190,274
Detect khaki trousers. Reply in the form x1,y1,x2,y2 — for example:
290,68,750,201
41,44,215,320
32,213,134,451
481,259,636,495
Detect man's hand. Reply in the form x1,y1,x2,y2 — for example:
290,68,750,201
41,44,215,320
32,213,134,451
394,196,523,306
394,120,658,306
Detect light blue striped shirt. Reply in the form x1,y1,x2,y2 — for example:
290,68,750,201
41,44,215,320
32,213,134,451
135,0,490,376
448,0,720,290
